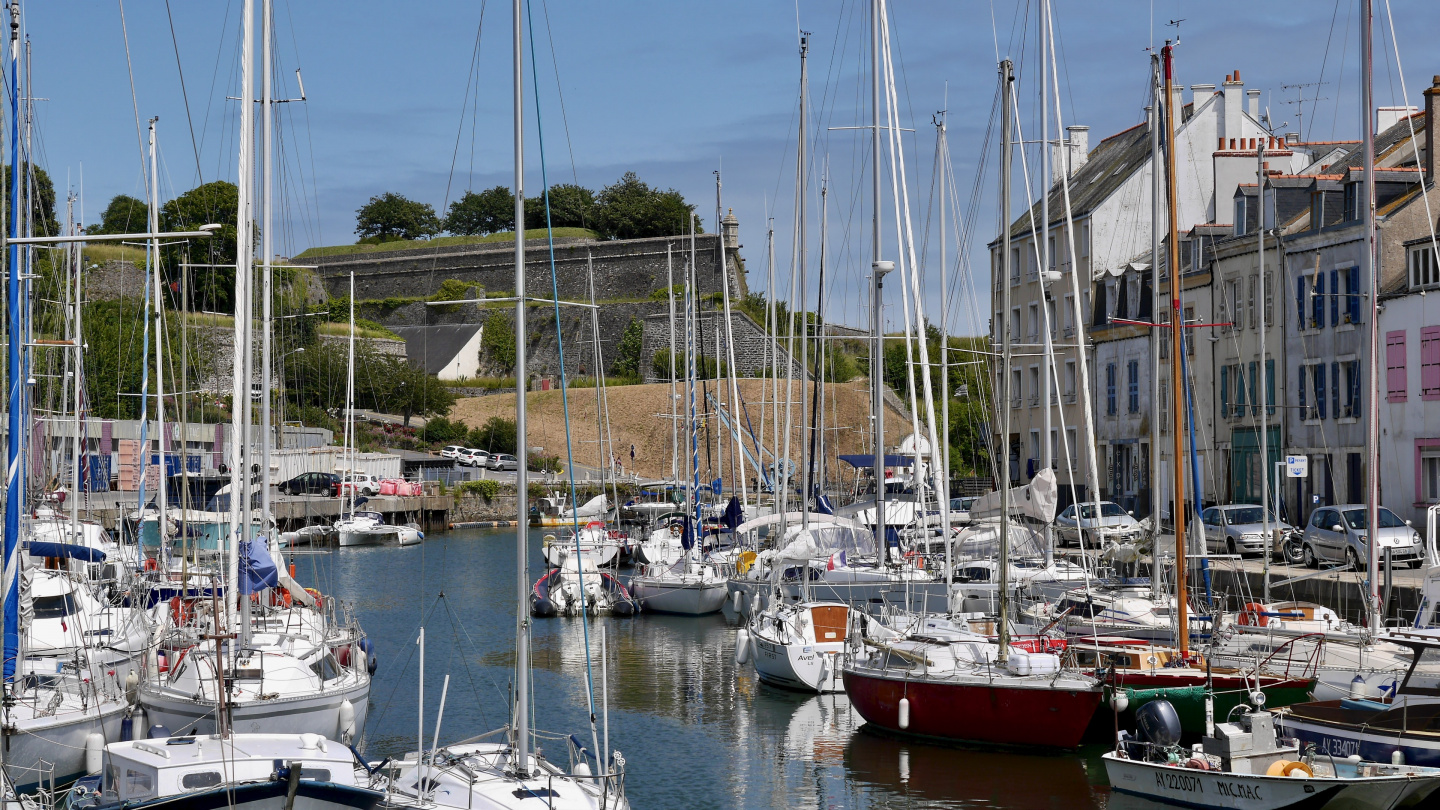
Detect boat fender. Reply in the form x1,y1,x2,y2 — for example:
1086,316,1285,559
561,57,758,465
337,700,356,744
120,713,134,743
897,697,910,730
735,628,751,665
124,670,139,702
1393,750,1406,766
1183,758,1209,770
86,733,104,775
1108,690,1130,713
733,590,743,613
574,762,591,778
147,724,171,740
1349,674,1367,700
751,593,762,616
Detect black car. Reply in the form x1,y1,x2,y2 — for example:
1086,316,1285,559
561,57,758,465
278,472,340,497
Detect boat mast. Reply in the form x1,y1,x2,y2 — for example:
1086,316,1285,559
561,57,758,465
260,0,274,538
667,244,678,483
1160,40,1190,657
511,0,531,775
797,33,810,527
68,195,82,547
3,0,21,687
1258,139,1270,605
227,0,254,661
997,58,1014,662
1039,0,1053,562
148,120,170,561
715,174,747,509
1360,0,1381,630
1148,56,1163,605
936,107,953,587
869,0,888,558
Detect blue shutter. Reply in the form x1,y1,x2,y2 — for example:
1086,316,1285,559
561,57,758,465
1316,364,1327,419
1221,365,1229,417
1297,276,1305,331
1330,269,1339,325
1106,364,1116,415
1266,358,1275,416
1249,361,1258,416
1332,361,1340,418
1313,272,1325,328
1348,266,1360,323
1235,364,1246,417
1351,361,1362,415
1299,365,1307,415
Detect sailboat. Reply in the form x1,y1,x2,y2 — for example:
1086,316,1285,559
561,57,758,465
383,5,628,807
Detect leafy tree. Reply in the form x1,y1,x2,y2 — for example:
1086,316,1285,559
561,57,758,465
2,163,61,238
524,183,595,230
375,357,457,426
481,310,516,373
421,416,469,445
593,172,698,240
161,181,241,314
444,186,513,236
356,192,441,241
468,416,517,455
79,297,181,419
92,194,148,235
609,318,643,377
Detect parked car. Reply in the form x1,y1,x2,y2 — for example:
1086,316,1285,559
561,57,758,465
458,449,489,468
487,453,519,471
1055,501,1142,547
948,496,978,524
340,473,382,497
1201,504,1294,558
440,445,465,460
278,472,340,497
1301,503,1424,570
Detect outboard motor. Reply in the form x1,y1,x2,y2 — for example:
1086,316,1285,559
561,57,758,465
1133,700,1183,760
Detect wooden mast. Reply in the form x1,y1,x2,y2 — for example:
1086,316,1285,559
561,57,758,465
1161,41,1189,656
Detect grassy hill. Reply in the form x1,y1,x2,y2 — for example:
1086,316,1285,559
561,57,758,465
294,228,598,260
449,379,911,485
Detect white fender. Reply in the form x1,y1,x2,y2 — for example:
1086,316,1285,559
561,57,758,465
897,697,911,730
734,628,751,665
337,699,356,743
86,733,104,775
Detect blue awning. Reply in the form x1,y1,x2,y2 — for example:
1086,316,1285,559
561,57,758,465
25,542,106,562
837,454,913,469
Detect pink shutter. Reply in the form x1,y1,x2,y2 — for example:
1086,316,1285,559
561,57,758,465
1387,331,1407,401
1423,327,1440,399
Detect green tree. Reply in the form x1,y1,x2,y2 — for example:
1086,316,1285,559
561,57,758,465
421,416,469,444
374,357,457,426
2,163,61,237
79,297,182,419
524,183,595,230
92,194,148,235
468,416,517,455
481,310,516,373
609,317,643,378
161,181,241,313
593,172,698,240
356,192,441,241
444,186,513,235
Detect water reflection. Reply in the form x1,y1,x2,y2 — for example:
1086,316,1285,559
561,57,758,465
294,528,1124,809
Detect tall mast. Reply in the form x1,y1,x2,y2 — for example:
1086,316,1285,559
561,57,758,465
1148,57,1163,603
1039,0,1053,547
869,0,887,555
936,108,953,587
797,33,810,526
3,0,21,686
1361,0,1381,629
227,0,255,662
666,244,678,482
260,0,274,534
1161,40,1189,656
716,175,747,508
68,195,82,546
997,58,1014,662
148,120,169,546
1258,139,1270,604
511,0,531,776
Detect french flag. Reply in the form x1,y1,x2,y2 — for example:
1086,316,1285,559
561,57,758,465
827,550,846,571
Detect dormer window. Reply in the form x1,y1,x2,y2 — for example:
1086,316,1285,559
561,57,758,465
1263,188,1276,229
1410,243,1440,290
1343,182,1359,221
1234,198,1247,237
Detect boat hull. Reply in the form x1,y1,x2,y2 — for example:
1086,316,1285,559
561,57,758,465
1103,751,1440,810
841,667,1101,748
4,696,129,793
630,577,727,615
1278,706,1440,768
337,529,392,547
140,678,369,740
750,635,843,693
1111,673,1316,735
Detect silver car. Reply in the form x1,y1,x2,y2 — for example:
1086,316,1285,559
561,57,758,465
1055,501,1142,547
1301,503,1424,570
1201,504,1294,558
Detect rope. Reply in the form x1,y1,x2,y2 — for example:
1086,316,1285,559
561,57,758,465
525,0,602,764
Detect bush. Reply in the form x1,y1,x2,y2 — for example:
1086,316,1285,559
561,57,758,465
469,416,517,454
432,279,482,314
455,478,500,501
421,416,469,445
610,318,643,378
482,311,516,372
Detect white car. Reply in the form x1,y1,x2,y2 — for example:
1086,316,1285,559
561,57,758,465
1055,501,1143,547
457,449,489,468
340,473,381,497
440,445,465,460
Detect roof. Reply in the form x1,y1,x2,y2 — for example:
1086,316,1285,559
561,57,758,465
1325,111,1428,174
994,119,1155,242
389,325,483,375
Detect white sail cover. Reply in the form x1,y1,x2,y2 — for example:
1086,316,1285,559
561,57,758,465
952,522,1048,559
968,468,1058,524
562,494,609,519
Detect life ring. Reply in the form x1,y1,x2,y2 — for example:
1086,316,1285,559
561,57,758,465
169,597,194,627
143,557,159,572
1238,602,1269,627
903,551,924,569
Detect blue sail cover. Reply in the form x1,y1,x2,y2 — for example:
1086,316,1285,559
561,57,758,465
722,497,743,530
680,514,695,551
24,542,106,562
239,538,279,594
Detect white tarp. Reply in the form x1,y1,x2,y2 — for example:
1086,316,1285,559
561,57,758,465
562,494,609,519
734,511,858,536
968,467,1058,523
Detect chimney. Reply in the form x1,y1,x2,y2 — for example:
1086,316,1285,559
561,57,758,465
1222,69,1245,143
1247,88,1261,121
1190,83,1216,108
1059,125,1089,181
1426,76,1440,181
1376,105,1419,134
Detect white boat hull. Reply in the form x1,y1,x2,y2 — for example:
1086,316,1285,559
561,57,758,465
1104,751,1440,810
140,677,370,741
338,528,393,547
630,577,727,615
750,635,843,693
4,696,129,793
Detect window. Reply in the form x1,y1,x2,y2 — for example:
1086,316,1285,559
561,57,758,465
1314,364,1327,419
1027,303,1039,341
1063,293,1076,336
1093,283,1107,326
1067,427,1078,466
1263,270,1273,328
1011,369,1022,408
1388,331,1408,401
1050,429,1059,469
1106,363,1117,415
1184,306,1195,355
32,593,77,620
1248,361,1258,417
1344,266,1360,324
1266,358,1276,416
1248,275,1258,330
1228,279,1241,331
1423,452,1440,503
1330,269,1339,325
1410,244,1440,290
1263,187,1276,229
1234,364,1246,418
124,770,155,801
1423,326,1440,400
1029,430,1041,465
1298,363,1309,420
1047,298,1057,338
1011,307,1021,342
1220,365,1229,418
1342,360,1360,419
1128,360,1140,413
1064,360,1076,402
181,772,223,791
1010,248,1021,283
1311,271,1325,329
1029,366,1040,406
1234,197,1247,237
1343,182,1359,221
1048,236,1056,271
1296,275,1307,332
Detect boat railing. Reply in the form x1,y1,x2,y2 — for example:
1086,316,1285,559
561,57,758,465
11,760,57,808
1256,631,1327,680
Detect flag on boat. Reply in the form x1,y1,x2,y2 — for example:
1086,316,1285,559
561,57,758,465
827,550,846,571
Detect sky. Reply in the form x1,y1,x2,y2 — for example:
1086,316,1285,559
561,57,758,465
19,0,1440,336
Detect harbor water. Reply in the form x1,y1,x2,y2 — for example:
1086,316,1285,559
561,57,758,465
297,527,1135,809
